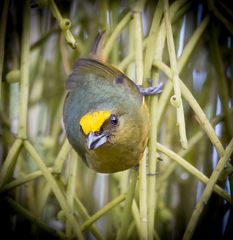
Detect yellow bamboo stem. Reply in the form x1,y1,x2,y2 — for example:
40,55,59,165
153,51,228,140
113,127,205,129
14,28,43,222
164,0,188,149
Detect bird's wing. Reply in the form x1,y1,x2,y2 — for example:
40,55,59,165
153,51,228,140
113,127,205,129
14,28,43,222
65,58,142,100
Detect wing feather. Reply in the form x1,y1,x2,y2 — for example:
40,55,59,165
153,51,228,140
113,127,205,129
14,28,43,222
65,58,142,101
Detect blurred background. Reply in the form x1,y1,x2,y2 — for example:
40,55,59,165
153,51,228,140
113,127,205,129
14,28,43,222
0,0,233,239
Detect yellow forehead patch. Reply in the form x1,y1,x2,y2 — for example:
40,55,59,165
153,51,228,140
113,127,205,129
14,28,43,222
80,111,111,135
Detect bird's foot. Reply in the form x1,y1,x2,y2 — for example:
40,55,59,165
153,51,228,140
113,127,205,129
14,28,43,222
138,81,163,96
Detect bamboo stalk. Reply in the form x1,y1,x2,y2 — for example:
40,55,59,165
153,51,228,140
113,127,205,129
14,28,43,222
155,16,210,127
144,0,163,78
0,138,23,187
159,110,232,182
116,170,137,240
147,84,159,238
127,221,136,238
126,18,135,78
183,139,233,240
75,197,104,240
65,151,77,237
0,168,53,193
178,16,210,72
81,194,126,232
132,199,144,239
24,140,84,240
153,60,225,157
48,0,77,49
37,182,51,216
53,138,72,174
164,0,188,149
103,12,132,59
118,0,188,71
18,0,30,139
156,143,231,203
134,7,144,86
119,38,148,71
0,0,9,103
138,151,148,240
134,2,148,238
144,1,164,238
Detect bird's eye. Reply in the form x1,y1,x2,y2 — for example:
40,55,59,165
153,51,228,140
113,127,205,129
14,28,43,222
110,114,118,125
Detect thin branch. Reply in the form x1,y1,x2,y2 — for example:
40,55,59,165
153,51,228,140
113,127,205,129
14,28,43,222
18,0,30,139
164,0,188,148
81,194,126,232
156,143,231,203
153,60,225,157
53,138,72,174
144,1,163,239
75,197,104,240
0,168,53,193
116,170,137,240
0,139,23,187
103,12,132,59
48,0,78,49
183,139,233,240
24,140,84,240
133,2,148,239
0,0,10,102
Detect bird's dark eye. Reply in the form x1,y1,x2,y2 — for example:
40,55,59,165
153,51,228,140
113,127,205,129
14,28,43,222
110,114,118,125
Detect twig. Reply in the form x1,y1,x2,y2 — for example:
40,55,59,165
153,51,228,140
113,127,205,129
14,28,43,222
103,12,132,59
134,6,144,86
75,197,104,240
132,200,144,239
133,2,148,239
18,0,30,139
53,138,72,174
81,194,126,232
153,60,225,157
118,0,188,71
156,143,231,203
0,139,23,187
144,1,163,239
138,151,148,240
65,150,77,237
24,140,84,240
116,170,137,240
159,110,233,182
164,0,188,149
0,168,53,193
48,0,78,49
0,0,9,102
119,38,148,70
183,138,233,240
178,16,210,72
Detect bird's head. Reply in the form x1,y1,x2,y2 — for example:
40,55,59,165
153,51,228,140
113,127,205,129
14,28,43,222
79,111,119,150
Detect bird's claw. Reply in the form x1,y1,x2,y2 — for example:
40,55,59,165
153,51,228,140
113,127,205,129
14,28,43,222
138,81,164,96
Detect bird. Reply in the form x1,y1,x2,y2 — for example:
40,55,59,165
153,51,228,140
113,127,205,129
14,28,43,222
63,57,162,173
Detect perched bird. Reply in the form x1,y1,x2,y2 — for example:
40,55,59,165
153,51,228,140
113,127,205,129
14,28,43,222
63,57,162,173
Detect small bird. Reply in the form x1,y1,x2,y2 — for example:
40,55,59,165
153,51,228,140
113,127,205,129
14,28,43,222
63,57,162,173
